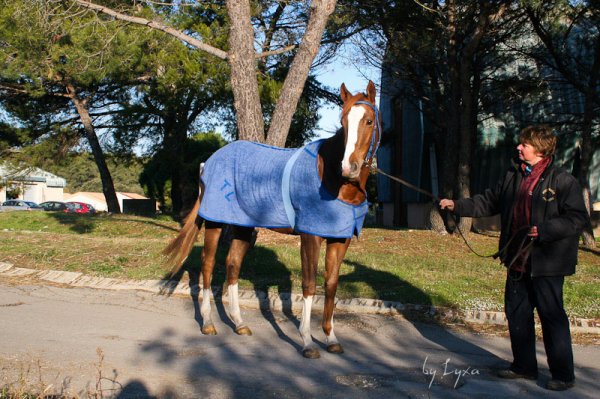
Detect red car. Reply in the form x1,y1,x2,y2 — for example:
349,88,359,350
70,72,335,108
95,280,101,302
65,201,96,214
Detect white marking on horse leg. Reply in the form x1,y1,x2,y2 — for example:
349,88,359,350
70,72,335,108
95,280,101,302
299,295,315,349
325,315,339,346
201,288,213,327
341,106,366,175
227,283,244,327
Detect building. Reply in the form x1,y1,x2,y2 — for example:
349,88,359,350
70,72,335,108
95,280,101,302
0,164,67,203
376,27,600,230
64,191,154,213
0,164,156,214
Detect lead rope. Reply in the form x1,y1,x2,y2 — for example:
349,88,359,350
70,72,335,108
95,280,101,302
372,166,534,266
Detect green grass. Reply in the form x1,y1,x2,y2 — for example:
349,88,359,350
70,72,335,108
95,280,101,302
0,211,178,238
1,211,599,318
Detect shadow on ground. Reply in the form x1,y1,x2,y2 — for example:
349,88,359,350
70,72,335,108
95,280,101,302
46,212,180,235
48,212,97,234
152,228,508,398
339,258,502,363
160,237,302,352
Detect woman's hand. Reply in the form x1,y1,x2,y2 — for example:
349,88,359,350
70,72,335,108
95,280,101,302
439,199,455,211
528,226,539,238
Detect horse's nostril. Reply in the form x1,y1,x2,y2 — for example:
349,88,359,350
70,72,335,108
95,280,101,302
341,161,361,177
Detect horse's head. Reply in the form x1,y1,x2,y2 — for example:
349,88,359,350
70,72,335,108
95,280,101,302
339,80,381,180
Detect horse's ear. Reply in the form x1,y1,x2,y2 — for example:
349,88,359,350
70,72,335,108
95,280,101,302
366,80,376,103
340,83,351,102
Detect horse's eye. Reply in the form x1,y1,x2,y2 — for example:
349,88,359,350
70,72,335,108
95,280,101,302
366,120,373,125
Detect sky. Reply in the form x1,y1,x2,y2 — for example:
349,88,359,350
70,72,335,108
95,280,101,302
313,53,381,140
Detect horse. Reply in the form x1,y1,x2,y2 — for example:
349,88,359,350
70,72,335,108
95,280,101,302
163,81,381,359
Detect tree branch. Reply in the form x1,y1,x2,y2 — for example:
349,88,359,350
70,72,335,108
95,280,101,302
73,0,228,60
256,44,297,59
525,6,587,95
267,0,338,147
0,83,30,95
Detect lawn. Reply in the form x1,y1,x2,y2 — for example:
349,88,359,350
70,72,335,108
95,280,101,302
1,211,598,318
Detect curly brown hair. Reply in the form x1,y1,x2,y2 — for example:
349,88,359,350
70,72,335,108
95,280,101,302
519,125,557,158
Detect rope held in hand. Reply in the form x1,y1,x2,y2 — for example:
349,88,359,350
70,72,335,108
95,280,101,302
372,166,534,266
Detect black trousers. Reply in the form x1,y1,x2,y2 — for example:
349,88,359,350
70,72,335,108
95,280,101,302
504,271,575,382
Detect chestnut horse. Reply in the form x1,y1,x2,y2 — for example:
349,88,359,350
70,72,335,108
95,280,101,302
163,81,381,358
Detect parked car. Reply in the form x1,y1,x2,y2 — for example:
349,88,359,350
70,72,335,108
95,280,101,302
0,200,43,211
39,201,68,212
65,201,96,214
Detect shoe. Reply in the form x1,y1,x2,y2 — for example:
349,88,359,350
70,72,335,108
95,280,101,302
546,379,575,391
497,369,537,380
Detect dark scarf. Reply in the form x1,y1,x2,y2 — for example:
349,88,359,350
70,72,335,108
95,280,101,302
508,156,552,271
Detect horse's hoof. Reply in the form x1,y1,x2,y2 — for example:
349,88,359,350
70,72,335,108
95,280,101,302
235,326,253,336
326,343,344,354
201,325,217,335
302,348,321,359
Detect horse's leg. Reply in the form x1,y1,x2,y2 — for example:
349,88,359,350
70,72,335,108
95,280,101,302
323,238,351,354
225,226,255,336
200,221,222,335
299,234,324,359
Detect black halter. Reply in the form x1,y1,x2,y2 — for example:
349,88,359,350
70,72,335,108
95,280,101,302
354,100,382,162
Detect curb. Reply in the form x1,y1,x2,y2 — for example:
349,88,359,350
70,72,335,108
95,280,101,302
1,261,598,334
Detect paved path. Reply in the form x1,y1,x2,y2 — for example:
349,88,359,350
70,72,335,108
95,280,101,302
0,273,599,398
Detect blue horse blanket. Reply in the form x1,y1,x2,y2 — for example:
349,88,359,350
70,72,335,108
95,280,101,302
198,139,368,238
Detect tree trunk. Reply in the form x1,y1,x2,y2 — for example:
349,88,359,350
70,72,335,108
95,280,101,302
162,109,188,217
580,185,595,248
75,0,340,148
443,0,460,201
66,85,121,213
267,0,337,147
450,2,505,235
579,91,597,248
427,203,447,234
456,75,473,234
226,0,265,143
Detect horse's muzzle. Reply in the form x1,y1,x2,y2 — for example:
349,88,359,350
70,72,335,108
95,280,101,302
341,161,361,180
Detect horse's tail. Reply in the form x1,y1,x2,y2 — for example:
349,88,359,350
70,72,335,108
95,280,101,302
162,164,205,277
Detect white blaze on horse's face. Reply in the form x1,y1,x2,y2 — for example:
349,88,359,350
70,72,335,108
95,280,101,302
341,105,366,179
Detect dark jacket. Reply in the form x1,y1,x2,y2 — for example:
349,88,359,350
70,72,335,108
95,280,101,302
453,158,589,277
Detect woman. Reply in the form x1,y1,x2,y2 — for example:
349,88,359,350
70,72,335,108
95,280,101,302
440,125,589,391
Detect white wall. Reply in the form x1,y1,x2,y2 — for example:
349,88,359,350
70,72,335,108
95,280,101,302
23,183,43,203
20,183,64,204
44,187,64,202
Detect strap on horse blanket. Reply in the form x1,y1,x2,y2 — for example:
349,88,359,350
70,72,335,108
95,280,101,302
198,139,369,239
281,146,304,229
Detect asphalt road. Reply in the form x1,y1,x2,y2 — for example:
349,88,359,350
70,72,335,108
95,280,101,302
1,277,598,398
